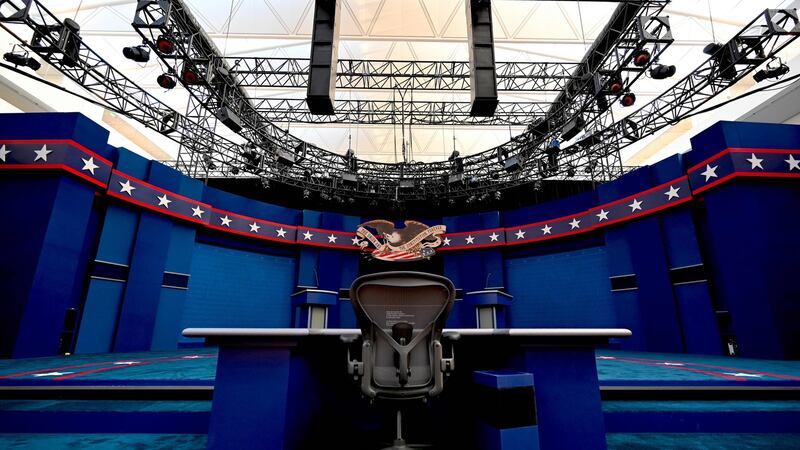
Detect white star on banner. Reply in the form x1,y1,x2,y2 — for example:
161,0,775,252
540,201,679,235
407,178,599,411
303,231,313,240
541,224,552,235
249,222,261,233
119,179,136,196
664,185,681,200
191,206,205,218
596,209,609,221
276,227,287,238
157,194,172,208
33,372,72,377
81,156,99,175
629,199,643,212
515,229,526,239
489,232,499,242
442,237,451,246
569,218,581,229
327,234,338,243
113,361,140,365
220,216,232,227
351,236,361,245
33,144,52,162
0,145,11,162
785,154,800,171
701,164,718,181
465,235,475,244
746,153,764,170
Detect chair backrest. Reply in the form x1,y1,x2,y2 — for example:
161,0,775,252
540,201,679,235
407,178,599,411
350,271,455,400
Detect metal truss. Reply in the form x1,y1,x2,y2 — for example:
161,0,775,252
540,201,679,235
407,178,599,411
227,57,582,92
249,98,550,125
2,1,798,208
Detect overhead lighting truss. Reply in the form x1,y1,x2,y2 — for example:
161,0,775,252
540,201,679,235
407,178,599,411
1,1,798,207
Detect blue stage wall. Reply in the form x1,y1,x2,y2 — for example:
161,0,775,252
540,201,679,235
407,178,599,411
1,112,799,359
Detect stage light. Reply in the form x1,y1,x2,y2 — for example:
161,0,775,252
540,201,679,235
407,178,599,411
181,68,201,85
494,191,501,201
3,51,40,71
60,18,81,67
533,180,542,192
157,73,176,89
156,36,176,54
633,49,651,67
649,64,676,80
620,92,636,107
753,59,789,83
448,150,460,161
607,76,623,94
122,45,150,63
566,165,576,178
303,189,311,199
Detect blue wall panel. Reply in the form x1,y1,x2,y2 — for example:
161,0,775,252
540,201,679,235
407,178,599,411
505,246,614,327
180,243,296,339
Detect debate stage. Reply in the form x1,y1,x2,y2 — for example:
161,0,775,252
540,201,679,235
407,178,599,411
1,348,799,449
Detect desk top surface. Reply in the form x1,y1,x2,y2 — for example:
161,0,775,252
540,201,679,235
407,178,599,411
183,327,632,339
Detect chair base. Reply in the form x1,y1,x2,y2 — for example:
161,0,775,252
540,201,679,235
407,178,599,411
379,440,432,450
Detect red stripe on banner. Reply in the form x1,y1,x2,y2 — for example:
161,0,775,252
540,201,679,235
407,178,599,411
206,223,297,245
445,226,506,237
107,190,208,226
688,149,732,173
0,139,114,166
210,208,297,229
113,170,211,208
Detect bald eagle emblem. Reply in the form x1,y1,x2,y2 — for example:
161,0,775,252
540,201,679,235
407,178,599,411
356,220,446,262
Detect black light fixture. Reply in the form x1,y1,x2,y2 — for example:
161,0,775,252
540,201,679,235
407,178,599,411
122,45,150,63
633,49,651,67
2,51,40,71
620,92,636,107
649,64,676,79
181,67,201,85
607,76,624,94
156,35,176,54
753,58,790,83
303,189,311,199
157,73,176,89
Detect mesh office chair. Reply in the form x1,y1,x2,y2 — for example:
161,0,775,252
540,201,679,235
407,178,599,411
348,272,456,450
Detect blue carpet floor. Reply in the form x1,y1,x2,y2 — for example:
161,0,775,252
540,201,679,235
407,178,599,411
605,433,800,449
2,348,799,386
0,433,207,449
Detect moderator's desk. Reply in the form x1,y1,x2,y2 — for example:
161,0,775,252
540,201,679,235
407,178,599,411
184,328,631,450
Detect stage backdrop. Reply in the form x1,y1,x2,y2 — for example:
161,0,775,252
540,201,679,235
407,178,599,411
1,112,798,360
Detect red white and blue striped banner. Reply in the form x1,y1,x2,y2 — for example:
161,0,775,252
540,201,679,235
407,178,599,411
2,140,797,252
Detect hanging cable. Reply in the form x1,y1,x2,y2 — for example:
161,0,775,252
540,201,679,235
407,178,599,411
73,0,84,20
222,0,235,57
576,1,587,52
706,0,717,43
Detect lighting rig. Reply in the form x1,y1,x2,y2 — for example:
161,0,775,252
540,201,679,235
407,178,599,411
1,1,798,213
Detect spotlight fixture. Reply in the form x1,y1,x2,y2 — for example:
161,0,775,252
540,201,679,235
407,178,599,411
448,150,460,161
566,165,576,178
156,73,176,89
620,92,636,107
649,64,676,80
533,180,543,192
181,68,201,85
303,189,311,199
122,45,150,63
155,36,176,54
753,58,789,83
633,49,651,67
494,191,502,201
2,51,40,71
607,76,624,94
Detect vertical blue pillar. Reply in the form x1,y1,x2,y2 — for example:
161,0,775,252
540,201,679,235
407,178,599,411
114,161,203,352
0,112,110,358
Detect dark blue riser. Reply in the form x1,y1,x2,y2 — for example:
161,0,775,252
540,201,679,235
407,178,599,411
0,410,209,434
